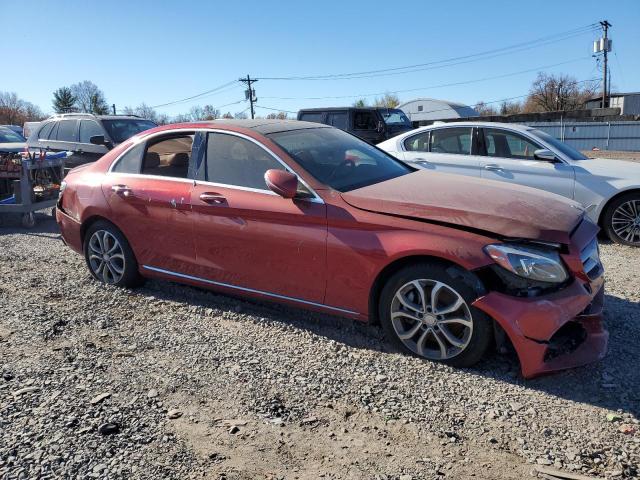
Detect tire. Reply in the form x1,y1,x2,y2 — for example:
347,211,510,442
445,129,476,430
378,262,492,368
602,192,640,246
83,221,144,288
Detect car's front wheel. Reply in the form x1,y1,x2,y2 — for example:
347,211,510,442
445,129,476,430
83,221,143,288
603,192,640,246
379,263,492,368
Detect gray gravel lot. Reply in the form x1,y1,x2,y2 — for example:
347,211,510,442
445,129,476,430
1,214,638,480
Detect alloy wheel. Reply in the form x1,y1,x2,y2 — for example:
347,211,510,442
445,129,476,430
87,230,125,284
611,199,640,245
390,279,473,360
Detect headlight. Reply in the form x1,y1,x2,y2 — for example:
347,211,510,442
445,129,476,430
484,243,568,283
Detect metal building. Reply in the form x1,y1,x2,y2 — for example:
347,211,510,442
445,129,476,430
584,92,640,115
398,98,479,125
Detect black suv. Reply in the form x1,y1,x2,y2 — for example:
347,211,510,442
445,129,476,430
26,114,157,169
297,107,413,144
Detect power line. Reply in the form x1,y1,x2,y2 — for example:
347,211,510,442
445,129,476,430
256,78,599,119
256,24,599,81
150,80,240,108
261,57,592,101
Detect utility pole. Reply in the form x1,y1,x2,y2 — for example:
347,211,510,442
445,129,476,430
599,20,612,109
239,75,258,119
112,104,116,115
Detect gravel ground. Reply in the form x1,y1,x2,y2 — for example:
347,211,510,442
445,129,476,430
1,214,638,480
582,150,640,162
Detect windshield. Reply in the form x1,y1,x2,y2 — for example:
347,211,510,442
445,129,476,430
101,119,157,144
378,109,411,126
268,127,412,192
531,129,588,160
0,128,26,143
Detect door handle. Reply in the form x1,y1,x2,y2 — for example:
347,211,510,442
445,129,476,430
199,192,226,204
111,184,133,197
483,164,504,172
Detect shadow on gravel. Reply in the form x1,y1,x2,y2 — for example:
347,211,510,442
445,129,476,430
140,274,640,420
0,212,60,238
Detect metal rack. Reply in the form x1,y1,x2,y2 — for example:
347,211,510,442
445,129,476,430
0,151,65,228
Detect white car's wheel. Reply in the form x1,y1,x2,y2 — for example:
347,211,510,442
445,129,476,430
603,192,640,247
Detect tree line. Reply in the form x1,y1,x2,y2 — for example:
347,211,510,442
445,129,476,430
1,71,600,128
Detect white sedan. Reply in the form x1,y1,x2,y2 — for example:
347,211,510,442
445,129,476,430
378,121,640,246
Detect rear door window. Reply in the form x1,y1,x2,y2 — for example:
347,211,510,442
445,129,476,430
429,128,472,155
327,112,348,130
112,143,145,174
79,120,104,144
353,111,376,130
141,134,193,178
56,120,78,142
482,128,542,160
404,131,430,152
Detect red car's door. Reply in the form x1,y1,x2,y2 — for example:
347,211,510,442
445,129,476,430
101,133,196,273
190,131,327,304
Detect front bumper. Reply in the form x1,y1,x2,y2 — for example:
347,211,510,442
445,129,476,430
473,217,607,379
473,277,607,378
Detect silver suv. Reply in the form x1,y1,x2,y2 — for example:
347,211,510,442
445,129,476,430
26,113,157,169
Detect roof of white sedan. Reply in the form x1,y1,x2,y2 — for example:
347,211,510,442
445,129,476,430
418,121,535,132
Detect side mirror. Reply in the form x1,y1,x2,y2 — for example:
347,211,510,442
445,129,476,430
89,135,113,150
264,169,298,199
533,149,558,162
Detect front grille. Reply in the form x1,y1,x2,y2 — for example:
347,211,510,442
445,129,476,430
580,237,603,280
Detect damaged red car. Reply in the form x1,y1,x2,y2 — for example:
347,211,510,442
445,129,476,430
56,120,608,378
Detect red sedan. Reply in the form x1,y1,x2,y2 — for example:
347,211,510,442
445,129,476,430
56,120,607,378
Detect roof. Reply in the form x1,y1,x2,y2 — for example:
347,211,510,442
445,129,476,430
398,98,479,121
199,119,332,134
298,107,399,112
411,121,535,132
46,113,146,121
398,97,474,109
585,92,640,102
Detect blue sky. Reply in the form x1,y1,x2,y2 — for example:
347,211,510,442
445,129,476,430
4,0,639,117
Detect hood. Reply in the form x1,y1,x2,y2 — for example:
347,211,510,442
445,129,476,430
341,170,583,244
0,142,25,153
573,157,640,178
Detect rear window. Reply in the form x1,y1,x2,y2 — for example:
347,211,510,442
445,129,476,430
299,112,324,123
38,122,55,139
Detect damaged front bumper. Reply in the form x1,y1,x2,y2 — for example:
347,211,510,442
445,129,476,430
473,276,607,378
472,218,608,379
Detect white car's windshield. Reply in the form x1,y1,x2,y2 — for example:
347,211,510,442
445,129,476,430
532,129,588,160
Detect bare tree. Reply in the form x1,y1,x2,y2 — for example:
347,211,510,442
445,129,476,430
473,101,498,116
222,112,234,119
373,93,400,108
526,73,597,112
0,91,44,125
233,111,248,119
266,112,288,119
499,100,524,115
70,81,109,114
190,105,220,121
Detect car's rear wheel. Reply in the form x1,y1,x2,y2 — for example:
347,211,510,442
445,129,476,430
379,263,492,368
83,221,143,288
603,192,640,246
